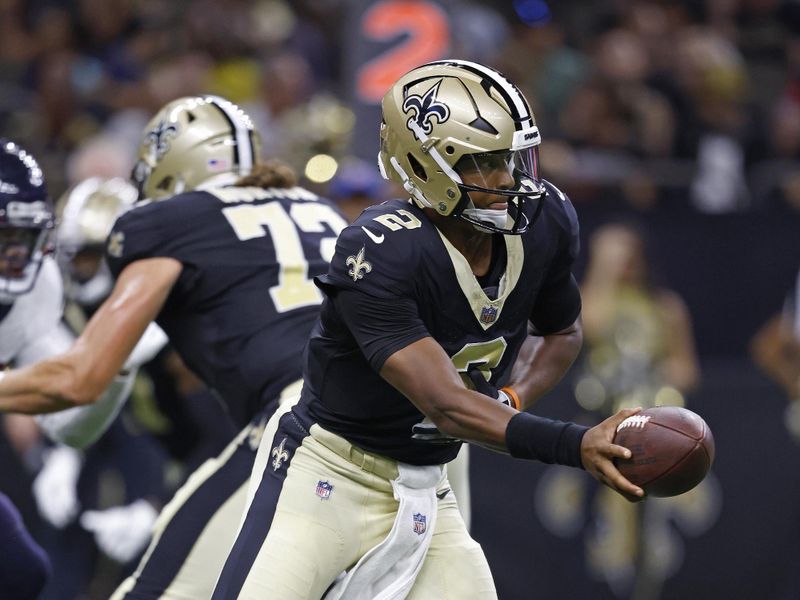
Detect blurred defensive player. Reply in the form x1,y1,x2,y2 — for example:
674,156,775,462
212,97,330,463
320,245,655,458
0,139,54,599
0,96,347,598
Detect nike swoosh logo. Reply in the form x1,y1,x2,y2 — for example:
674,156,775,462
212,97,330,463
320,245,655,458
436,488,450,500
361,226,384,244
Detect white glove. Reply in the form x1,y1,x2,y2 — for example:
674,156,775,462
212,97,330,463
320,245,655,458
32,445,82,528
80,499,158,563
122,322,168,371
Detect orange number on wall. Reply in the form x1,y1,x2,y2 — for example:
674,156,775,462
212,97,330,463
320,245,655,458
357,0,451,103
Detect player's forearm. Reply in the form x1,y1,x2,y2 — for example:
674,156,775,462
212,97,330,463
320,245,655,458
0,358,103,414
427,387,517,452
35,371,135,447
510,328,582,409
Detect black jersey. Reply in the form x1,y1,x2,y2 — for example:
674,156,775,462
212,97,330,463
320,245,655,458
294,181,582,465
106,185,347,426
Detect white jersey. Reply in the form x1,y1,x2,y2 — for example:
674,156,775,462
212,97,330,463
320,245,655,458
0,257,70,367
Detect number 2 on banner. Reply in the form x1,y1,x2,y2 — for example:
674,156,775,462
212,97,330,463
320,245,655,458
357,0,451,103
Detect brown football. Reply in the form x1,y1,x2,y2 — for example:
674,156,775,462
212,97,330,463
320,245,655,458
612,406,715,497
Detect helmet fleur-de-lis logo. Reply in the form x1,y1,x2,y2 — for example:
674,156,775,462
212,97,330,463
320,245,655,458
145,119,178,160
271,437,290,471
346,246,372,282
106,231,125,258
403,80,450,140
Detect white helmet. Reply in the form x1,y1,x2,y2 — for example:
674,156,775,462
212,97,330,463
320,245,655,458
56,177,138,306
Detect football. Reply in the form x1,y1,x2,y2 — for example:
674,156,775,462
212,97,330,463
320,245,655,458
613,406,715,497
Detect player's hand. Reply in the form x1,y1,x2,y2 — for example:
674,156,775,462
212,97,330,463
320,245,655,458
80,499,157,563
581,407,646,502
33,445,82,528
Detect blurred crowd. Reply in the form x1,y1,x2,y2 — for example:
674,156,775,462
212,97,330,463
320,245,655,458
1,0,799,213
1,1,800,598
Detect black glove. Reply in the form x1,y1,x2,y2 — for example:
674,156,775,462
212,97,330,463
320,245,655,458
466,366,514,408
410,417,460,444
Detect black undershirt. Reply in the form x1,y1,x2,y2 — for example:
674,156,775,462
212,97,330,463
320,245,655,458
476,234,507,300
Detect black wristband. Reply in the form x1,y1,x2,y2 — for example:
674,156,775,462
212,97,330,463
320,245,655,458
505,412,589,468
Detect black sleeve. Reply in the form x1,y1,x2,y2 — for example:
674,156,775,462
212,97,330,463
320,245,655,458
105,202,170,278
530,182,582,334
332,288,430,372
529,272,582,334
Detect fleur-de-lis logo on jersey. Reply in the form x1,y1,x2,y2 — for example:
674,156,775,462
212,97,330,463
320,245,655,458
145,119,178,160
403,80,450,140
346,246,372,282
271,437,290,471
106,231,125,258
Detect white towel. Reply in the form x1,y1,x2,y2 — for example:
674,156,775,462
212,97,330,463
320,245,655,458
325,463,443,600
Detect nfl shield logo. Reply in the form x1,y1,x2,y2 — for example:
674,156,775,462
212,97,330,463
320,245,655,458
316,480,333,500
480,305,498,325
412,513,427,535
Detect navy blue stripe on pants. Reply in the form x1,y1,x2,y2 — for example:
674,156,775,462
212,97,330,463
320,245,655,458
122,433,255,599
211,412,306,599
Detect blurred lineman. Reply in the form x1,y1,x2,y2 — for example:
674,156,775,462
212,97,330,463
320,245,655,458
31,176,171,600
0,96,348,598
213,60,643,599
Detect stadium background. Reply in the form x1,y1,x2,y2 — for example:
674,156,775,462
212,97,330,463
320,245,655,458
2,0,800,598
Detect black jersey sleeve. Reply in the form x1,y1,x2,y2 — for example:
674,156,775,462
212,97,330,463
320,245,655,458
530,181,582,334
315,219,430,371
105,193,212,278
105,201,169,278
331,290,430,371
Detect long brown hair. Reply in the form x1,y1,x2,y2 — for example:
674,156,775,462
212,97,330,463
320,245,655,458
235,159,297,189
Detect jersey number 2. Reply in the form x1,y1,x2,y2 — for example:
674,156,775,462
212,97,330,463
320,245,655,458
222,202,346,313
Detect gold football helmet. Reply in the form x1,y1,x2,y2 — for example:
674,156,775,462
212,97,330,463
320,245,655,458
56,177,138,305
379,60,544,234
132,95,261,200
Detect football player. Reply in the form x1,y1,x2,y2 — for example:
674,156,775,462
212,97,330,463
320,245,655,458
213,60,644,599
0,139,145,597
0,96,347,599
30,177,171,596
0,139,54,599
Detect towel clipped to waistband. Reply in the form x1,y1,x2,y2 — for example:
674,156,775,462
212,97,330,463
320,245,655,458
324,462,444,600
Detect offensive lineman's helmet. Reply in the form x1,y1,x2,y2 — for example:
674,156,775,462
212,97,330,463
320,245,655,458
56,177,138,306
0,139,54,300
132,95,261,200
379,60,544,234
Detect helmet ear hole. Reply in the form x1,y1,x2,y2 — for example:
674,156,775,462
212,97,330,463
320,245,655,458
156,176,173,191
407,154,427,181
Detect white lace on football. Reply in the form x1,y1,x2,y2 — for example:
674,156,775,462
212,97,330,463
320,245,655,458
616,415,652,432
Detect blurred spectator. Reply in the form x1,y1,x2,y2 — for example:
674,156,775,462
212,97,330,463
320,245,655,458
751,267,800,439
750,264,800,600
573,221,701,599
326,157,388,222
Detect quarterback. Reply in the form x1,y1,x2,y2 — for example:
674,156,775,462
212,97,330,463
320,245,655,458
213,60,643,599
0,98,347,598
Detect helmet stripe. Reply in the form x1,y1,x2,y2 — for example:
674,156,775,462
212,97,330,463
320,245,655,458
205,96,255,174
426,60,534,130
